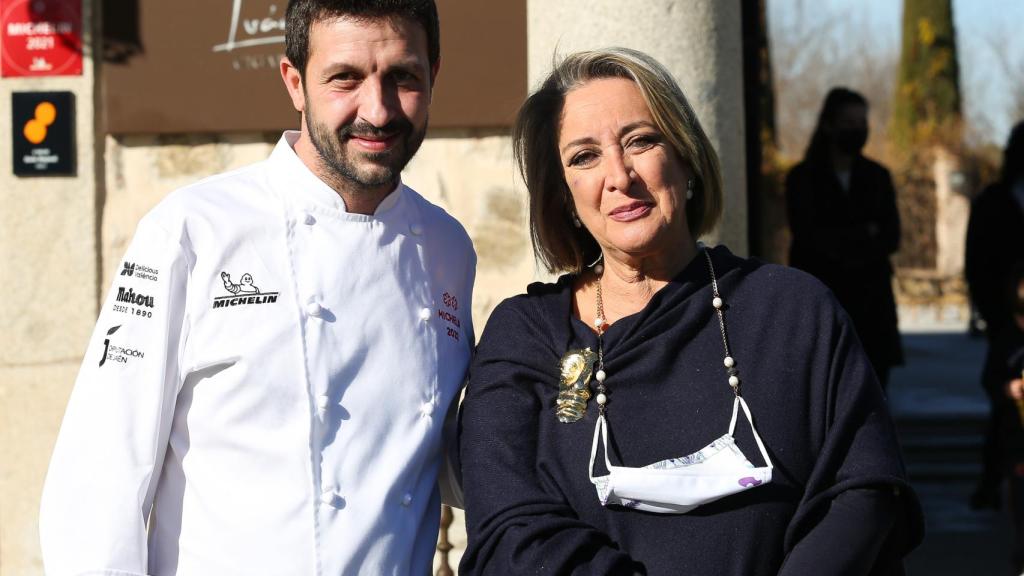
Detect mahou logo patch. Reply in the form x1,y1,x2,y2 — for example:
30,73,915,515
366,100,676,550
111,286,156,319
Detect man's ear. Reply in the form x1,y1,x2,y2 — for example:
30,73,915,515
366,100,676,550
428,57,441,100
281,57,306,113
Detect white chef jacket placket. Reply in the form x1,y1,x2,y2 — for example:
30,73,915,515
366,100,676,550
278,175,443,572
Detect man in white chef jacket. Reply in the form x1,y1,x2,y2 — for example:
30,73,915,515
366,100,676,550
39,1,475,574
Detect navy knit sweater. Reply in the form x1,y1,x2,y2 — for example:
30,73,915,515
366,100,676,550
458,246,922,575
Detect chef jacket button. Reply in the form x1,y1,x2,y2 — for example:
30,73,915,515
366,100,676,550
304,213,316,225
320,490,345,508
316,395,330,411
410,223,423,236
306,301,323,318
419,307,432,322
401,493,413,506
421,401,435,416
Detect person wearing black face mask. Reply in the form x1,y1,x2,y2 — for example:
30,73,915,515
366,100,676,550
836,126,870,156
786,87,903,389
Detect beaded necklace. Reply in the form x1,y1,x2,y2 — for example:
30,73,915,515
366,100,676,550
592,247,740,417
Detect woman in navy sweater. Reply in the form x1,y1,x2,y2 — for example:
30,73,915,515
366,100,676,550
458,48,921,575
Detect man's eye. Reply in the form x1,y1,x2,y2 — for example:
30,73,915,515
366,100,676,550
392,70,419,85
330,73,360,85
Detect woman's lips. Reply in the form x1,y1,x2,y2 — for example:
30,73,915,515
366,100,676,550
608,201,654,222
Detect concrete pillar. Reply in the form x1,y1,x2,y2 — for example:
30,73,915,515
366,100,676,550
933,147,969,277
0,1,97,574
528,0,748,253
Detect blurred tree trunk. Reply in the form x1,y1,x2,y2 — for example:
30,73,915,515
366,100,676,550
890,0,964,272
891,0,962,149
744,0,788,263
757,0,777,150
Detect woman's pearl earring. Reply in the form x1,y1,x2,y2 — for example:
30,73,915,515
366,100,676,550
686,179,695,200
573,215,582,228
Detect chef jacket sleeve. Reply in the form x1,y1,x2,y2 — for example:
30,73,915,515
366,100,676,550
40,216,190,576
439,382,465,509
439,249,476,510
458,300,645,576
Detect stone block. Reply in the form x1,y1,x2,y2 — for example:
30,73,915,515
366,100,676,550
0,363,79,576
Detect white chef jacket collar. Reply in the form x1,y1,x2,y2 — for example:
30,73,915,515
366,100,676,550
271,130,403,219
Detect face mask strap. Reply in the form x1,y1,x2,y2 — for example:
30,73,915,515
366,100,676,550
589,414,614,481
732,396,773,469
728,396,741,436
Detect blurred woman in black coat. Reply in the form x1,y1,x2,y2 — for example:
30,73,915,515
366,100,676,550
786,88,903,388
965,120,1024,508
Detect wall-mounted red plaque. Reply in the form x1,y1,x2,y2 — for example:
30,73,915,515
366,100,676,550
1,0,83,77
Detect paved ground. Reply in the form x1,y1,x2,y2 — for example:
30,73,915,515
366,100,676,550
891,307,1017,575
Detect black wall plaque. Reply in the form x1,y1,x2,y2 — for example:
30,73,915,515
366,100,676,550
12,91,75,176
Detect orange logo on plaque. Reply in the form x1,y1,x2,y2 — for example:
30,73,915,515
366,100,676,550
23,101,56,144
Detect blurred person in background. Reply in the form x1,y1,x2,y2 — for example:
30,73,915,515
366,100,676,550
786,87,903,390
994,264,1024,573
966,120,1024,510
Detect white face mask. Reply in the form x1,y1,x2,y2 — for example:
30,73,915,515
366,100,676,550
589,396,773,514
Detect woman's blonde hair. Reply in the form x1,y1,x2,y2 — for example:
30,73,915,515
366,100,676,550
513,47,723,273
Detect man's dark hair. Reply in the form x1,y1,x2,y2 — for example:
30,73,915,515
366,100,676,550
285,0,439,79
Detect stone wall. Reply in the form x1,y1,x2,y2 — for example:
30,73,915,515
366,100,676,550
0,2,97,573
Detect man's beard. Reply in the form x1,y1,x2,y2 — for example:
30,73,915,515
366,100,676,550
305,100,427,193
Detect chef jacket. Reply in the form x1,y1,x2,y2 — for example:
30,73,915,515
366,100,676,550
40,131,476,576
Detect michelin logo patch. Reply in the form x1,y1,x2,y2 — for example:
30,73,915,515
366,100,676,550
213,271,279,309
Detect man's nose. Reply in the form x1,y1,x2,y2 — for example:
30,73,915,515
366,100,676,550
358,77,399,128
